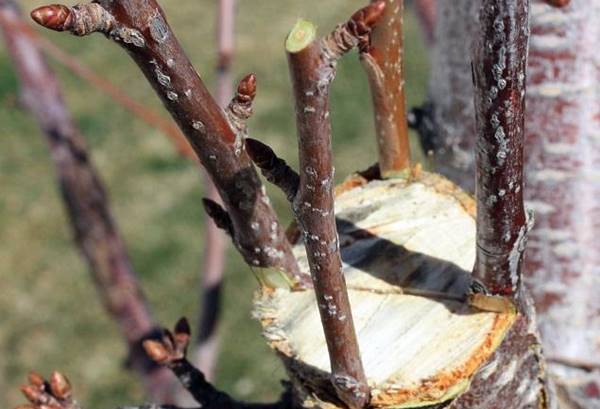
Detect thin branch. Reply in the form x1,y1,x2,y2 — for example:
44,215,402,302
472,0,531,297
30,0,302,289
283,4,386,408
192,0,236,382
245,138,300,202
360,0,410,177
202,198,234,238
0,0,175,401
411,0,436,46
143,318,293,409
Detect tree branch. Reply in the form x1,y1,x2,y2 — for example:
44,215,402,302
360,0,410,177
282,4,386,407
472,0,531,297
30,0,303,289
0,0,175,401
246,138,300,202
411,0,436,46
191,0,236,382
144,318,293,409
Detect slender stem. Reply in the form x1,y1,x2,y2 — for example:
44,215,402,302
0,0,175,401
192,0,235,381
472,0,531,297
30,0,301,287
361,0,410,177
285,4,385,407
143,319,293,409
411,0,436,45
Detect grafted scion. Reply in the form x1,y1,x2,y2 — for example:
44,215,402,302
472,0,531,297
282,4,386,407
31,0,302,289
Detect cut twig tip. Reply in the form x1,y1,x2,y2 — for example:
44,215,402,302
30,4,73,31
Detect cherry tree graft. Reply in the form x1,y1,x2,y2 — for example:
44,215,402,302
0,0,175,401
285,7,385,407
30,0,304,289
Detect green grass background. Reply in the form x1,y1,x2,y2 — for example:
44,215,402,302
0,1,429,407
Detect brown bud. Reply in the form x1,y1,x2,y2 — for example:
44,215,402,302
27,371,46,388
236,73,257,103
351,0,386,31
202,199,234,236
30,5,73,31
21,384,44,404
174,317,191,337
245,138,276,169
143,339,170,364
49,371,71,400
544,0,570,7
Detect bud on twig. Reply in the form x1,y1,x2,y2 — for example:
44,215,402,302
49,372,71,400
30,4,73,32
246,138,300,202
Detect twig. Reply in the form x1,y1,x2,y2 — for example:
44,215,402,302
472,0,531,297
192,0,236,382
360,0,410,177
30,0,302,289
18,371,81,409
245,138,300,202
411,0,436,46
0,0,174,401
282,4,386,407
144,318,293,409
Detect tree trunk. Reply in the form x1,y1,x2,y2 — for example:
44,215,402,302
420,0,600,406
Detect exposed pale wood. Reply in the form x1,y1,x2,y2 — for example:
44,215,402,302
255,173,516,408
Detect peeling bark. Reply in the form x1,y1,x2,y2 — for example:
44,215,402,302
0,0,175,401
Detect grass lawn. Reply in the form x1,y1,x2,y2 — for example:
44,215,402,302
0,1,429,407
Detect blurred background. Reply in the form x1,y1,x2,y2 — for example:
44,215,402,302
0,0,429,407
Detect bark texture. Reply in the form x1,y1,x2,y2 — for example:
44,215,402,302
423,1,600,404
362,0,411,177
284,5,388,405
0,0,175,401
31,0,303,287
524,0,600,403
472,0,531,297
